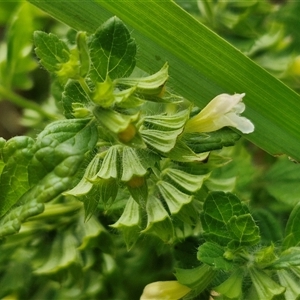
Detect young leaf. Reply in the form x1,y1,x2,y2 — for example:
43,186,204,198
34,31,70,73
201,192,247,246
197,242,234,271
88,16,136,82
227,214,260,249
62,80,92,118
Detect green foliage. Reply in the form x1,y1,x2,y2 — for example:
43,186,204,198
1,2,300,299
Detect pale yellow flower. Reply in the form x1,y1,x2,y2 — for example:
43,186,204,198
140,281,191,300
184,93,254,134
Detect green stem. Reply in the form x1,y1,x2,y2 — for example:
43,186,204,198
0,85,57,120
78,76,92,97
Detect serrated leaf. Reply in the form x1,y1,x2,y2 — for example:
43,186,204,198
0,136,34,217
184,127,241,153
88,16,136,82
197,242,234,271
201,192,260,248
34,31,70,73
62,80,92,118
157,181,192,215
227,214,260,249
282,202,300,250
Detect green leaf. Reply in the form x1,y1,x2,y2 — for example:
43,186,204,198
88,16,136,82
184,128,241,153
29,118,97,183
264,157,300,207
0,136,34,217
34,31,70,73
252,209,283,245
201,192,260,248
175,264,216,293
282,202,300,250
197,242,234,271
227,214,260,249
249,267,286,299
0,119,97,237
62,80,92,118
27,0,300,161
201,191,248,245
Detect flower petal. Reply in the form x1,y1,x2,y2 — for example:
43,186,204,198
140,281,191,300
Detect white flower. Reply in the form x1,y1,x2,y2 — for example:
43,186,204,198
184,93,254,134
140,281,191,300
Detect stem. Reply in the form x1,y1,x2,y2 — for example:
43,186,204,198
78,76,92,97
0,85,57,120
